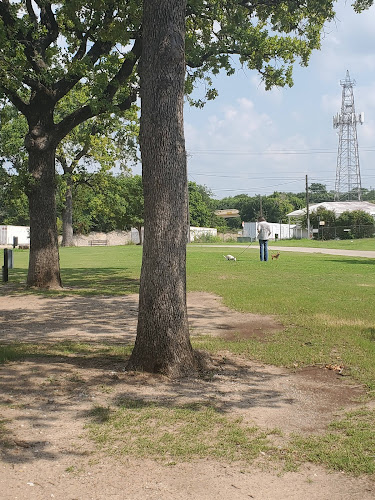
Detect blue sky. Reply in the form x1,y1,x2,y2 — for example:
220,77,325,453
183,1,375,200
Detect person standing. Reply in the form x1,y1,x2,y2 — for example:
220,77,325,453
257,216,271,261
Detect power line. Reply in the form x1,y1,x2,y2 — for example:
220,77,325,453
187,147,375,156
189,173,307,179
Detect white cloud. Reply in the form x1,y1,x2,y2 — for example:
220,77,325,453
249,75,285,104
321,93,341,114
187,97,276,152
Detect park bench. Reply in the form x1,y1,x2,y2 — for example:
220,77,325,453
90,239,108,246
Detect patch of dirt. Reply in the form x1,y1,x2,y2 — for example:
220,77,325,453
188,292,283,341
0,292,374,500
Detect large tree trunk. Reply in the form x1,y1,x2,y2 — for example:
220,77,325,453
127,0,196,377
61,177,74,247
26,144,62,289
136,224,143,245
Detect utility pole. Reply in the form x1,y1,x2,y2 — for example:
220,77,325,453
333,70,364,201
259,195,263,217
306,175,310,238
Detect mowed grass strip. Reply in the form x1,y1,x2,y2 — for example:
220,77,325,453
86,400,375,474
0,341,132,368
1,246,142,295
191,237,375,250
87,400,275,463
288,408,375,475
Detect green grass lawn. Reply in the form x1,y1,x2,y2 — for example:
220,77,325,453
1,244,375,474
192,237,375,250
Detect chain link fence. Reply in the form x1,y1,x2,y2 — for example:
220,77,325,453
314,224,375,240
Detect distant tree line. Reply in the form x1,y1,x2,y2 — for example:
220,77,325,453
1,172,375,238
1,89,374,240
0,99,374,237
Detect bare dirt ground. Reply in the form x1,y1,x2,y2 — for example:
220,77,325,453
0,291,374,500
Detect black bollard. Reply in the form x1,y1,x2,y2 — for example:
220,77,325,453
2,249,8,282
2,249,13,282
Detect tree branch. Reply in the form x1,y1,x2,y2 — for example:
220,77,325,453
37,2,59,54
117,92,138,112
25,0,38,27
54,86,137,146
54,105,95,146
0,84,29,116
56,152,69,173
68,12,100,63
0,1,13,27
72,138,92,169
53,6,119,101
103,37,142,102
53,39,114,102
0,0,47,73
53,32,140,136
57,137,91,175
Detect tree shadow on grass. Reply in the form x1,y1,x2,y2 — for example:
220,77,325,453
323,257,375,266
0,294,139,344
62,267,140,295
0,267,140,296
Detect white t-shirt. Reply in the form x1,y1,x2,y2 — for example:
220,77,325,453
257,221,271,240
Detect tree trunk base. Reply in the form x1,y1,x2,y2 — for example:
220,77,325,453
26,283,63,291
126,349,215,379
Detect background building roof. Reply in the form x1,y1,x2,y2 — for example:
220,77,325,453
287,201,375,218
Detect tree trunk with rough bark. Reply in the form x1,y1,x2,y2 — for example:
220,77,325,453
136,224,143,245
127,0,196,377
25,99,62,289
61,177,74,247
26,145,62,288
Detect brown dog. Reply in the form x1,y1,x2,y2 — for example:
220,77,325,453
271,252,280,260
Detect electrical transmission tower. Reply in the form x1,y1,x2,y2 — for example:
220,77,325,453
333,70,364,201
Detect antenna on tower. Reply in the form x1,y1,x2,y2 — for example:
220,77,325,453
333,70,363,201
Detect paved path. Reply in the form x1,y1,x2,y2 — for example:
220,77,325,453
194,244,375,259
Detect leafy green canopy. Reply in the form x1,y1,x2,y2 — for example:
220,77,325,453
185,0,337,104
0,93,138,229
0,0,337,125
0,0,140,140
353,0,374,12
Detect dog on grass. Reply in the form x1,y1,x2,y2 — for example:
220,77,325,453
223,254,236,261
271,252,280,260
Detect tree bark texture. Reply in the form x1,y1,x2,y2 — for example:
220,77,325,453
61,178,74,247
127,0,196,377
26,115,62,289
136,224,143,245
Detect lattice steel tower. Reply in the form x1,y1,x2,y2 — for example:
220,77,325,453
333,70,364,201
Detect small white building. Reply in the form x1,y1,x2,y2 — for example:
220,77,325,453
242,222,307,241
130,226,218,244
189,226,217,242
0,225,30,246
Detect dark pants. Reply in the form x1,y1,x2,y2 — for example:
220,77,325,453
259,239,268,261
